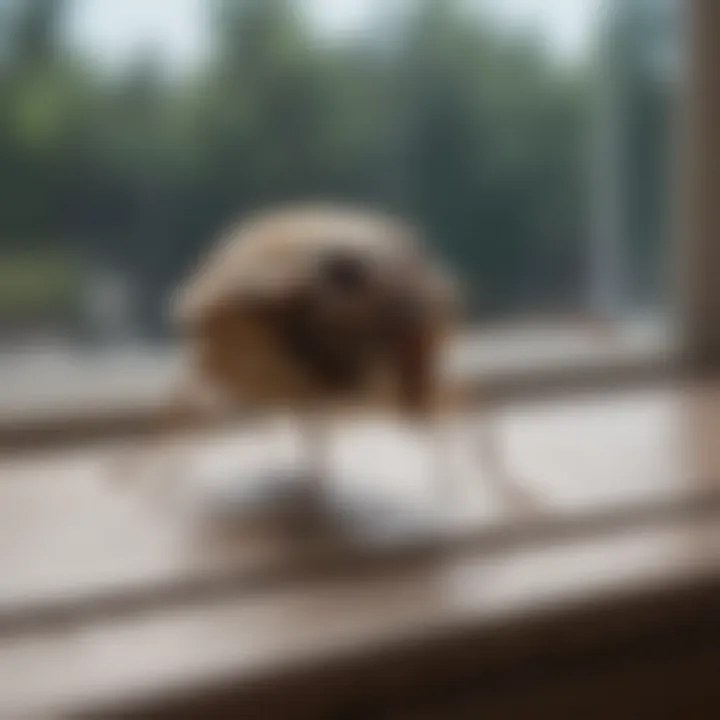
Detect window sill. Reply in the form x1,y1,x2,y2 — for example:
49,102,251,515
1,378,719,717
0,318,676,451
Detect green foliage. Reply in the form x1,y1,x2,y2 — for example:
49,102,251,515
0,250,82,321
0,0,674,334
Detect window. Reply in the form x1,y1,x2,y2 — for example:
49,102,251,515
0,0,682,434
2,6,719,715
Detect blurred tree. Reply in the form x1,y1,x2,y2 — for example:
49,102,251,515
0,0,674,339
381,0,587,315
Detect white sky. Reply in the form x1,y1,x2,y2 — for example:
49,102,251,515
67,0,600,72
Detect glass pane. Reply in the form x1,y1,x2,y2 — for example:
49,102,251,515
591,0,681,319
0,0,681,416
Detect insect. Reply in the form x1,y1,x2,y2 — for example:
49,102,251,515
130,204,530,513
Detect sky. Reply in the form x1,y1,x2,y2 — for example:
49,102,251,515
67,0,600,72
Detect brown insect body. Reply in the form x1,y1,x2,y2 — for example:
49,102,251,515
122,204,527,515
174,204,457,418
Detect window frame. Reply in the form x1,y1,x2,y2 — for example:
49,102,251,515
0,0,714,451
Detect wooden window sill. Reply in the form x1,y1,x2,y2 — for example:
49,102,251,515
0,380,718,716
